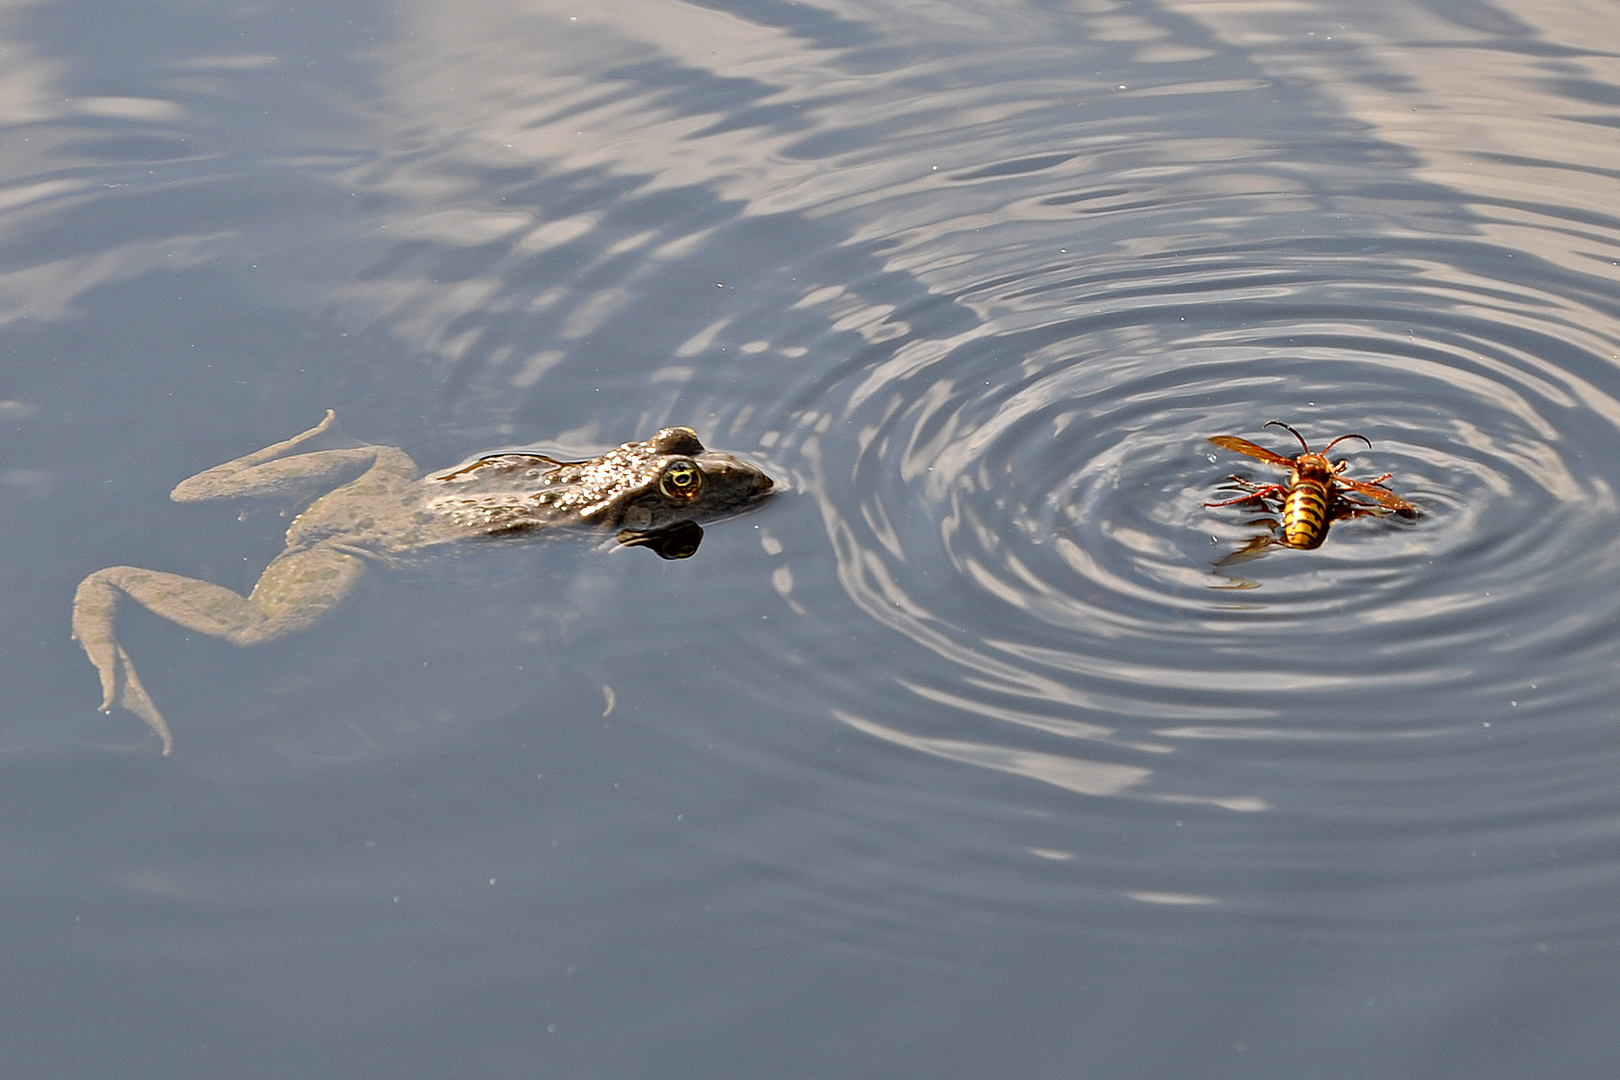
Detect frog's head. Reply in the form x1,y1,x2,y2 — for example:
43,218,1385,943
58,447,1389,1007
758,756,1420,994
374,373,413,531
597,426,773,531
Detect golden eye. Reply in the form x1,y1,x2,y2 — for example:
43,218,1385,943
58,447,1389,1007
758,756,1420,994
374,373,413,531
659,459,703,501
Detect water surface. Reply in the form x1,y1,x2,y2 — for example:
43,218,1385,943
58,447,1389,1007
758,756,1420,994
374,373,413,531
4,0,1620,1076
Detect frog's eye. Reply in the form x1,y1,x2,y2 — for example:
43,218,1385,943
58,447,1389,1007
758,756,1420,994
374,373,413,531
659,459,703,501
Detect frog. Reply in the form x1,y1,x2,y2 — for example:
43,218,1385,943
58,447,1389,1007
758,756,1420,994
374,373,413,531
71,410,774,755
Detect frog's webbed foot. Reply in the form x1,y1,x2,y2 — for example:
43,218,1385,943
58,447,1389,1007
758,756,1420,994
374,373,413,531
274,408,338,452
73,569,175,754
101,644,174,756
254,409,338,457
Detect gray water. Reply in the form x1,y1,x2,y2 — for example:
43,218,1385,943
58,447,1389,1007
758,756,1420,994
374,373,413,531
5,0,1620,1076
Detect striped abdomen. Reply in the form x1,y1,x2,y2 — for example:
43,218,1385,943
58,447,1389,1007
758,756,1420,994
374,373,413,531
1281,476,1333,548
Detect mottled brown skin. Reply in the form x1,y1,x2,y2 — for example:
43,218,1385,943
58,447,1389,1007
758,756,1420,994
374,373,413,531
72,412,772,754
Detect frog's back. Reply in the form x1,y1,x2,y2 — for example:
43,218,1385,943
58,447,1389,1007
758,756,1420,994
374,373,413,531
283,447,449,557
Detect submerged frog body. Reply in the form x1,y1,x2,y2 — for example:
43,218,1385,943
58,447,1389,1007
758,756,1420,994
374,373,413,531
72,411,773,754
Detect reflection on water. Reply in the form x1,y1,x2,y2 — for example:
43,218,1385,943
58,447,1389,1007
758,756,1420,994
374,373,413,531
5,0,1620,1075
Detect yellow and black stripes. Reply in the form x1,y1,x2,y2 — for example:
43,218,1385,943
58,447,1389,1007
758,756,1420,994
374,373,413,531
1280,475,1333,548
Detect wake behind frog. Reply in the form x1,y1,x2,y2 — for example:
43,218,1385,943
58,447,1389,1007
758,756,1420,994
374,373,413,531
72,411,773,754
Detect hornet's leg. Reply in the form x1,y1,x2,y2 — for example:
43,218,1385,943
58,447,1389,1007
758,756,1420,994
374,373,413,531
1214,530,1280,566
1205,481,1287,508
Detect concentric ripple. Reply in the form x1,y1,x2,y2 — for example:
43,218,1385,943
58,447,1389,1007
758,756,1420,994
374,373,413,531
763,225,1620,797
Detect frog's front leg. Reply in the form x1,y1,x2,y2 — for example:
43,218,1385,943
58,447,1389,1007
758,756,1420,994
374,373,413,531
72,543,368,755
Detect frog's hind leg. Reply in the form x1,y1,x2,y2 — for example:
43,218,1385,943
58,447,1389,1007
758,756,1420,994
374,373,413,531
72,570,180,754
72,545,368,754
169,411,415,506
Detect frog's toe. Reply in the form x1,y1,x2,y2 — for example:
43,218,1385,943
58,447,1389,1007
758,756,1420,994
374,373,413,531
110,645,174,755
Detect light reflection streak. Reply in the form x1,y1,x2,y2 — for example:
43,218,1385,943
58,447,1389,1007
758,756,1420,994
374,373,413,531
839,710,1269,810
